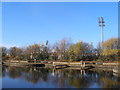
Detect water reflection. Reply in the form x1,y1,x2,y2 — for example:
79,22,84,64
2,66,120,88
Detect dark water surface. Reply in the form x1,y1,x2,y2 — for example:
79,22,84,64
2,66,120,88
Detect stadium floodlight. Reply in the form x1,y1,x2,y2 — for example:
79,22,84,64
98,17,105,45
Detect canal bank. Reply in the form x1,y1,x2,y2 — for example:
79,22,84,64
3,61,120,74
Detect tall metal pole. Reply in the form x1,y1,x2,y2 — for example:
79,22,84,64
99,17,105,48
101,26,103,44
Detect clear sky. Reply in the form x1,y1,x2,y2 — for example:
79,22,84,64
2,2,118,48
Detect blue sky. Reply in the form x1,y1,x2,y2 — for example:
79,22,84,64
2,2,118,48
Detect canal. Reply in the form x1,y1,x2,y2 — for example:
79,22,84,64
1,66,120,88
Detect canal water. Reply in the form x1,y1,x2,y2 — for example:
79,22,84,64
1,66,120,88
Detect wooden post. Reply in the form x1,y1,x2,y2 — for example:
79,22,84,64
84,62,85,67
81,61,83,67
53,62,55,68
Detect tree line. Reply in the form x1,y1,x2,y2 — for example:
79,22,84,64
1,38,119,62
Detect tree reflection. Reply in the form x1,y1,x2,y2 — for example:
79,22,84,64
2,66,120,88
51,69,92,88
2,66,5,77
22,67,51,84
96,70,120,88
7,67,22,78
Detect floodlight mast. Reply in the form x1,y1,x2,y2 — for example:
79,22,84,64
98,17,105,48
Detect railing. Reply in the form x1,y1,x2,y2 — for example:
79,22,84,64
53,61,95,67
